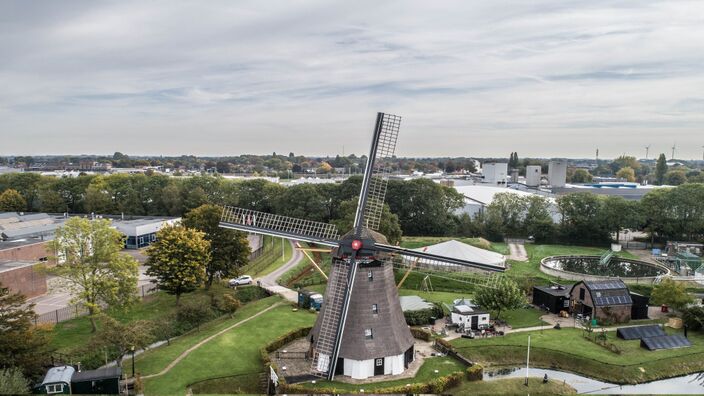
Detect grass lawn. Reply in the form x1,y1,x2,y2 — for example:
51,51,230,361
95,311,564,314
452,327,704,384
298,356,465,393
497,307,546,329
449,377,576,395
142,301,316,395
51,290,211,352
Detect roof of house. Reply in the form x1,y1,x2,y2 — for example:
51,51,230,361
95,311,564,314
534,285,570,297
40,366,75,385
71,366,121,382
413,239,506,268
399,295,435,312
453,304,488,315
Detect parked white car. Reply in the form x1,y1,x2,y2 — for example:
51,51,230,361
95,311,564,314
228,275,253,287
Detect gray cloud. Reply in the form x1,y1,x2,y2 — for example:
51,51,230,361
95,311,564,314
1,0,703,159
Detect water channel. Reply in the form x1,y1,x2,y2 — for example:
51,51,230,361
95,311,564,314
484,367,704,394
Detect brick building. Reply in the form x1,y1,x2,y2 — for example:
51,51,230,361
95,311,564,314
0,260,47,298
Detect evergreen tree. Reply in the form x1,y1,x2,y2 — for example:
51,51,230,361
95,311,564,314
655,153,668,185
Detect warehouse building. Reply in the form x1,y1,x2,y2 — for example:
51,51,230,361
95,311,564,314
111,217,180,249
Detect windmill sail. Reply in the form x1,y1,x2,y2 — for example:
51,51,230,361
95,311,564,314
376,243,506,272
220,206,339,246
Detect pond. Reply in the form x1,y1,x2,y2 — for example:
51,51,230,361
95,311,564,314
484,367,704,394
542,256,668,278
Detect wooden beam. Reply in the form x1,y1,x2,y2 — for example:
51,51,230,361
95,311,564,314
295,242,328,280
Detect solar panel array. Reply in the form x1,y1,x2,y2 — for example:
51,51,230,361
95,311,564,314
640,335,692,350
585,280,627,290
593,293,632,306
617,325,665,340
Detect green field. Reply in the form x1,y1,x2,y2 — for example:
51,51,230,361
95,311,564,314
452,327,704,384
141,299,316,395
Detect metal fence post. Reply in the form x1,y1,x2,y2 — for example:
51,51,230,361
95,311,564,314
55,310,59,324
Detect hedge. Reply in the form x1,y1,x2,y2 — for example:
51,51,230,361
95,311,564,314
259,326,312,387
466,364,483,381
410,327,432,341
403,304,444,325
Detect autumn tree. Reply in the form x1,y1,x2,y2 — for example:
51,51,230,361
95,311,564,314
473,278,525,320
0,189,27,212
616,167,636,182
183,204,251,288
0,284,52,378
146,225,210,305
48,217,139,332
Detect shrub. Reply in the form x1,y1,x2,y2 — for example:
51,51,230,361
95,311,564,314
234,286,270,303
176,300,216,332
682,305,704,331
410,327,432,341
403,304,444,325
465,363,483,381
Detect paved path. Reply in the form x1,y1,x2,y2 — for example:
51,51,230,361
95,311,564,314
508,243,528,262
142,302,282,379
254,240,304,303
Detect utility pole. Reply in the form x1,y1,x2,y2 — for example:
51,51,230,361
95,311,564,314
525,335,531,386
672,143,676,160
645,145,650,160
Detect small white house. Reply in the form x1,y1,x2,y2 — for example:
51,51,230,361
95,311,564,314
450,299,489,330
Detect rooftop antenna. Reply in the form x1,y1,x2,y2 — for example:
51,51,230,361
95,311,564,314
645,145,650,160
672,143,676,160
595,148,599,164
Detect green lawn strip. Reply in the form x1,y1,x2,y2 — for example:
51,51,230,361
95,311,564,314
449,377,576,395
452,327,704,384
298,356,465,393
134,296,281,377
496,307,546,329
255,237,294,277
143,305,316,395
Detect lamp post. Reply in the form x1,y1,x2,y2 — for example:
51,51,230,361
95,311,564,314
525,335,531,386
131,346,135,378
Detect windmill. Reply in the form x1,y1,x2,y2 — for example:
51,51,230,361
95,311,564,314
219,113,505,380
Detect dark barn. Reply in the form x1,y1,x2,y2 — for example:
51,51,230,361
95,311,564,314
532,285,570,314
630,292,650,320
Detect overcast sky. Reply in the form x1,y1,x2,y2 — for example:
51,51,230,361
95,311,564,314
2,1,703,159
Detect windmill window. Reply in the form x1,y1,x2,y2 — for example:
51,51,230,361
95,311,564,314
368,271,373,281
372,304,378,314
365,328,373,339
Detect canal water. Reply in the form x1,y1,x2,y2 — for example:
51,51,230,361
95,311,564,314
484,367,704,394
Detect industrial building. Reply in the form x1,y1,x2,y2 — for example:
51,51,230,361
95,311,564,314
453,185,560,222
0,260,46,298
548,160,567,187
111,217,181,249
525,165,542,187
481,162,508,185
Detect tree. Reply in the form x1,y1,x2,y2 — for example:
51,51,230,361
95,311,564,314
473,278,525,320
386,178,464,236
682,306,704,331
524,195,555,243
0,283,51,378
650,278,692,311
616,167,636,182
485,193,528,237
48,217,139,332
0,368,30,395
183,204,251,289
146,225,210,305
571,169,593,183
0,189,26,212
557,193,610,244
665,170,687,186
655,154,668,185
331,199,403,245
89,315,154,368
601,196,643,242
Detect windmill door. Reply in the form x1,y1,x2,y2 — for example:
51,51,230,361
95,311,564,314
471,315,479,330
374,358,384,376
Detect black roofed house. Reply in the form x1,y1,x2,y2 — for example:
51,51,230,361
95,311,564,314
532,284,570,314
569,280,632,323
70,366,122,395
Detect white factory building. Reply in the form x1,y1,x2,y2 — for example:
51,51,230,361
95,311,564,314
481,162,508,185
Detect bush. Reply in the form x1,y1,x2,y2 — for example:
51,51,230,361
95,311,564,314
410,327,432,341
234,286,270,303
682,305,704,331
465,364,483,381
403,304,444,326
176,299,216,332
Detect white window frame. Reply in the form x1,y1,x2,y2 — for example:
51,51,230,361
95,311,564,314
46,383,64,394
372,304,378,314
375,358,383,366
367,270,373,281
365,328,373,339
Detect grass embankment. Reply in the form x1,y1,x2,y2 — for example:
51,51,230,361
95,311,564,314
449,377,576,395
239,235,294,277
297,356,465,393
141,301,316,395
452,327,704,384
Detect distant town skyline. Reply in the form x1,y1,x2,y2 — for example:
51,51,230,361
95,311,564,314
2,1,703,159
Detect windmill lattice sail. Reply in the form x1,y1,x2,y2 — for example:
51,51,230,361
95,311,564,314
362,113,400,231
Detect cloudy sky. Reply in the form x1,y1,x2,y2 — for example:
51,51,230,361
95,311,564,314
2,1,703,159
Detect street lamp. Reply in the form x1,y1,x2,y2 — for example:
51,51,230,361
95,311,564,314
131,346,135,378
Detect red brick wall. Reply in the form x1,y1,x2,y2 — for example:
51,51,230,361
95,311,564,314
0,264,47,298
0,241,52,263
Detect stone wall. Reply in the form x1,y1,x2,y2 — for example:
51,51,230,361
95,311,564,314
0,264,47,298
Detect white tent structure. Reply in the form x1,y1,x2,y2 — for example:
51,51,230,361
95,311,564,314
413,240,506,269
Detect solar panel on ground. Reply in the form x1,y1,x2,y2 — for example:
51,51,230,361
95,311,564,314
640,335,692,350
617,325,665,340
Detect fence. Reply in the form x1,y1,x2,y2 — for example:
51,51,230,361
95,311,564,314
34,283,159,325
